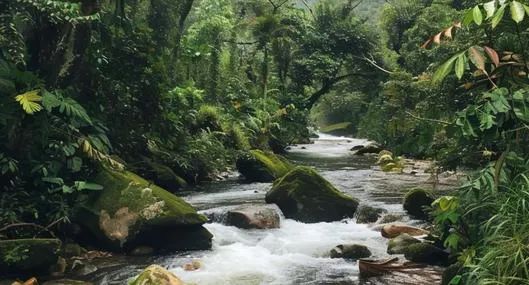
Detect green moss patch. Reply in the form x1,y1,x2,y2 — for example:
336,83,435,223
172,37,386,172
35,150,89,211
265,166,359,222
236,150,294,182
0,238,61,273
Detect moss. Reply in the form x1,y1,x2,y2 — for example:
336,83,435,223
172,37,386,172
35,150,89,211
223,123,251,151
403,188,434,220
265,166,359,223
236,150,294,182
141,157,188,190
80,168,210,251
131,265,184,285
0,239,61,273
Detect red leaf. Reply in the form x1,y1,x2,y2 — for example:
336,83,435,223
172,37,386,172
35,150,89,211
484,46,500,67
469,46,486,71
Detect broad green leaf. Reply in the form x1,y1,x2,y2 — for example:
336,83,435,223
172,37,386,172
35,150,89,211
444,233,460,249
455,53,466,79
42,91,61,112
74,181,103,191
463,9,475,26
484,1,496,19
473,6,483,25
492,5,506,28
449,275,462,285
433,54,460,83
510,1,525,23
62,185,74,193
513,89,529,122
42,177,64,185
14,90,43,115
468,46,486,70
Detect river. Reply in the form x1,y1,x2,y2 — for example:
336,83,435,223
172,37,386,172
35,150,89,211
87,134,459,285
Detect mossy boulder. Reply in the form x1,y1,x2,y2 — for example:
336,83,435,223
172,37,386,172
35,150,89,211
403,243,448,265
330,244,371,259
355,205,387,223
0,239,61,274
265,166,359,223
78,168,211,252
403,188,434,220
236,150,294,182
130,265,184,285
387,233,421,254
354,143,382,155
141,156,188,191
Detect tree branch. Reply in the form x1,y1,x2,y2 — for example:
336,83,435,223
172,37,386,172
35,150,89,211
405,111,452,125
305,72,375,108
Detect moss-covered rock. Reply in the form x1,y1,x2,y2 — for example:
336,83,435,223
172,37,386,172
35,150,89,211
354,143,382,155
441,263,463,285
0,239,61,274
403,188,434,220
330,244,371,259
403,243,448,265
78,168,211,252
141,156,188,191
355,205,387,223
387,233,421,254
130,265,184,285
236,150,294,182
265,166,359,223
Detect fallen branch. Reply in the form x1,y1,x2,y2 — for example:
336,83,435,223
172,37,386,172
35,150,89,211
405,111,452,125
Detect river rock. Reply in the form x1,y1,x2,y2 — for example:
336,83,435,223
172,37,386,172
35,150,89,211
0,238,61,274
42,280,93,285
441,263,463,285
379,214,403,224
403,243,448,265
350,145,364,151
381,224,429,238
236,150,294,182
330,244,371,259
130,265,184,285
355,205,387,223
265,166,359,223
354,143,382,155
61,242,85,258
77,168,212,252
227,204,280,229
387,233,421,254
403,188,434,220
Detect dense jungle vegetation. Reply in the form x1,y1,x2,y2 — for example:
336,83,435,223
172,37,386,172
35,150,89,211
3,0,529,284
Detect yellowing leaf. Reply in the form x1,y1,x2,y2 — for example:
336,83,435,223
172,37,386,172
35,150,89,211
14,90,43,115
468,46,486,71
492,5,506,28
473,6,483,25
510,1,525,23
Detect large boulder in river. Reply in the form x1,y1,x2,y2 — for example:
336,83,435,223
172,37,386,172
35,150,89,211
77,168,212,252
353,143,382,155
403,188,434,220
130,265,184,285
265,166,359,223
236,150,294,182
227,204,280,229
403,243,448,265
330,244,371,259
0,239,61,274
381,224,429,238
387,233,421,254
355,205,387,223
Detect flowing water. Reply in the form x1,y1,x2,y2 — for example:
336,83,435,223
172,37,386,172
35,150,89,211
86,134,460,285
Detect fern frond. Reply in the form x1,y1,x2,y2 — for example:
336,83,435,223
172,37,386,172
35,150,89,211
14,90,42,114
